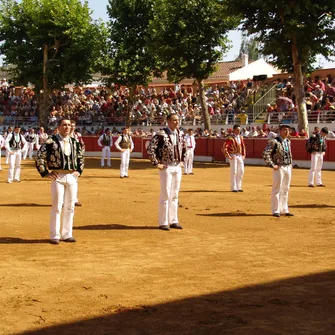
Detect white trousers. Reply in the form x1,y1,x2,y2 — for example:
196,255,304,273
308,152,323,186
8,150,22,182
271,165,292,214
0,149,2,170
120,149,130,177
158,165,182,226
101,147,111,167
23,142,35,160
50,173,78,240
5,148,9,164
229,155,244,191
184,149,194,174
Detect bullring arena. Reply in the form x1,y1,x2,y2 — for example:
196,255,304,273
1,149,335,334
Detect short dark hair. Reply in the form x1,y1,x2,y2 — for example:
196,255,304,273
233,124,240,130
167,113,178,120
58,117,71,126
321,127,329,134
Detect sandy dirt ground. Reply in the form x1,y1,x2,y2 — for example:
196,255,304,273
0,157,335,335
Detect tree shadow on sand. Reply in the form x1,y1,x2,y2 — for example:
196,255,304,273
20,270,335,334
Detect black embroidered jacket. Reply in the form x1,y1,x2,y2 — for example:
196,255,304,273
36,135,84,177
147,128,187,166
263,136,292,168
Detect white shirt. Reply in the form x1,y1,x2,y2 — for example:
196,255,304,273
185,134,196,149
114,134,134,151
168,127,178,146
5,133,27,151
57,134,71,155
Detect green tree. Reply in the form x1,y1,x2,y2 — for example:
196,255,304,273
238,33,261,62
150,0,238,130
103,0,157,126
228,0,335,132
0,0,106,126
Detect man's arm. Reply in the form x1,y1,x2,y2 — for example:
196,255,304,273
75,140,85,176
263,139,276,168
114,136,122,151
35,143,50,177
147,135,160,166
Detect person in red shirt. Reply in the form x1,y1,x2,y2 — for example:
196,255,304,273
222,124,246,192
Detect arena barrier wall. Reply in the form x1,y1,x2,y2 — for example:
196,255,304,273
60,137,335,170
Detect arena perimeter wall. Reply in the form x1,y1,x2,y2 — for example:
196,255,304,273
82,137,335,170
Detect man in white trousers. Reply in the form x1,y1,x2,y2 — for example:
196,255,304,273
184,128,196,175
70,120,85,206
23,128,38,160
147,114,187,231
35,117,84,245
4,126,13,164
97,128,113,167
307,127,328,187
0,133,5,170
114,127,134,178
263,124,294,217
222,124,246,192
5,125,27,183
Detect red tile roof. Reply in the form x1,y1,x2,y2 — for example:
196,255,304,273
150,60,244,86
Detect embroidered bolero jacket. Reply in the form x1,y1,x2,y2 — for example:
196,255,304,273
147,128,187,166
222,135,246,157
36,135,85,177
263,136,292,168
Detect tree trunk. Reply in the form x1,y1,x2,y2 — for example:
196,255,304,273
126,86,135,127
292,37,309,134
39,44,50,128
197,79,211,130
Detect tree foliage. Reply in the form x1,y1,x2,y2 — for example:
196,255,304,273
228,0,335,131
149,0,239,130
104,0,156,88
0,0,106,91
238,33,261,62
150,0,237,83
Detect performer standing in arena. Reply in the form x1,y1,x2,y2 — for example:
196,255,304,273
222,124,246,192
23,128,38,160
4,126,13,164
37,126,49,149
263,124,294,217
307,126,329,187
184,128,196,175
5,125,27,183
114,126,134,178
97,128,113,167
0,133,5,170
36,117,84,244
70,120,85,206
147,114,187,231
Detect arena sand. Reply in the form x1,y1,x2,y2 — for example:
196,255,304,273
0,158,334,334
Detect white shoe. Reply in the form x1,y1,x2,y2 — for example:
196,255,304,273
7,180,12,183
14,179,21,182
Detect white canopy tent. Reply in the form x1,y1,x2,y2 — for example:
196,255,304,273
229,58,279,81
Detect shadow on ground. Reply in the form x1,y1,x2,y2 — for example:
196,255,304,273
0,237,50,244
20,271,335,334
0,203,50,207
290,204,335,209
197,212,271,217
74,224,157,230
